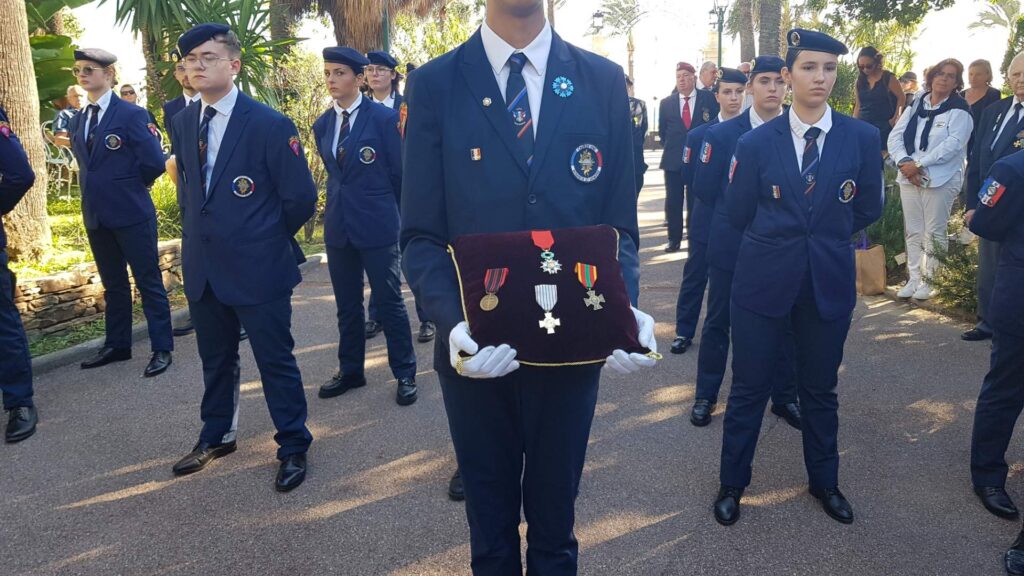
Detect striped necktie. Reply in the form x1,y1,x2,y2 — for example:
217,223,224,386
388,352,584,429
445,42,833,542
198,105,217,192
86,104,100,153
801,127,822,196
336,110,351,171
506,53,534,167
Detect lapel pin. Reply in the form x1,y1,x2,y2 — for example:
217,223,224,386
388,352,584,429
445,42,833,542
482,97,492,107
552,76,574,98
470,148,482,161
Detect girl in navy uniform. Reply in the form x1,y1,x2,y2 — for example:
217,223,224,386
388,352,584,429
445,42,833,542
713,29,883,526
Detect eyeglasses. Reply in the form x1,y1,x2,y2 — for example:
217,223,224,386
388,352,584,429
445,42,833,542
364,65,394,76
120,90,136,96
182,54,233,69
72,66,103,76
858,63,876,71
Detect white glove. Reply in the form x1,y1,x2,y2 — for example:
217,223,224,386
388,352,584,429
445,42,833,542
449,321,521,379
604,306,658,374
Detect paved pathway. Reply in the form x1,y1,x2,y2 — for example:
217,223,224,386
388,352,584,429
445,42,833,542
0,155,1014,575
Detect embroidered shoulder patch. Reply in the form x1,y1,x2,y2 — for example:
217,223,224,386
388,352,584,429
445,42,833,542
288,136,301,157
728,157,738,182
980,178,1006,208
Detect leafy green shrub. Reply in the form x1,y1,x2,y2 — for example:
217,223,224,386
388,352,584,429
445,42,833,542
865,167,906,273
150,175,181,240
927,215,978,314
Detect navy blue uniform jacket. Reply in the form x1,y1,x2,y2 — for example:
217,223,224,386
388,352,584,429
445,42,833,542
681,118,718,245
399,30,640,376
162,95,188,140
0,106,37,249
694,111,754,271
965,96,1016,210
658,89,718,171
312,98,402,249
69,94,166,230
970,152,1024,337
726,110,883,320
170,91,317,307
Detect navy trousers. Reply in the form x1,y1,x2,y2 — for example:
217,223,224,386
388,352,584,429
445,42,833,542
367,291,429,325
0,251,33,409
190,285,311,459
327,243,416,380
721,277,851,490
86,218,173,352
696,265,797,405
970,330,1024,488
674,239,708,339
441,365,600,576
664,169,694,243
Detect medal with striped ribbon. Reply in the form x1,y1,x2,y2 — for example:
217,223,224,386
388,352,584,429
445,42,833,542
535,284,561,334
575,263,605,310
480,268,508,312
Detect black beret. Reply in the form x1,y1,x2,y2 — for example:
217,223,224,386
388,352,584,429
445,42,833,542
715,67,748,87
786,29,849,56
366,50,398,69
177,23,231,58
323,47,370,73
750,56,785,77
73,48,117,67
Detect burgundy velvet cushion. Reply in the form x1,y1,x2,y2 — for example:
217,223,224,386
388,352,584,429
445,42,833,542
449,224,646,366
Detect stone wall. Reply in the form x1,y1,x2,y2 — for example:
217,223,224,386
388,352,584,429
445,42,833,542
14,240,182,339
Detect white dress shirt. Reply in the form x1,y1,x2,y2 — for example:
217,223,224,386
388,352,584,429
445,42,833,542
332,93,362,159
84,89,114,126
749,106,783,130
678,89,697,121
789,105,833,172
886,93,973,188
371,91,395,109
199,85,240,194
995,95,1023,145
480,19,551,137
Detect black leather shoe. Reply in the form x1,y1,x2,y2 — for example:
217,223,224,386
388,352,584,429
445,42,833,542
771,402,802,430
275,453,307,492
810,486,854,524
975,486,1020,519
396,377,418,406
239,327,248,341
417,321,436,343
670,336,692,354
172,440,237,476
962,327,993,341
713,485,743,526
172,317,194,337
143,351,172,377
5,406,38,443
80,346,132,369
318,372,367,399
365,320,383,339
448,468,465,501
665,241,681,253
691,399,715,427
1005,531,1024,575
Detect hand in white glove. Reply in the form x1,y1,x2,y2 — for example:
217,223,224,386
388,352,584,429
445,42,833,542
449,321,521,379
604,306,659,374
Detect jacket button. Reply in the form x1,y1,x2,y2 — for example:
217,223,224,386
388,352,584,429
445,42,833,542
527,194,537,205
201,209,209,216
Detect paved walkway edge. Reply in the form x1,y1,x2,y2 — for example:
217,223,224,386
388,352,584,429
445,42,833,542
30,253,326,375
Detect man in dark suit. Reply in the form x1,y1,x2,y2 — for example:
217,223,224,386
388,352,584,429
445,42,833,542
400,0,657,572
68,48,174,378
0,105,39,443
168,23,317,492
962,52,1024,344
659,61,719,252
312,47,418,407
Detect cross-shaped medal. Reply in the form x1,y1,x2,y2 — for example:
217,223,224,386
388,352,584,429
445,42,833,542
539,312,561,334
583,290,605,310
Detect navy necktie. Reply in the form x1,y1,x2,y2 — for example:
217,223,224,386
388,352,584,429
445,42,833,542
86,104,100,152
801,127,822,196
506,53,534,167
993,103,1024,154
336,110,351,171
198,105,217,192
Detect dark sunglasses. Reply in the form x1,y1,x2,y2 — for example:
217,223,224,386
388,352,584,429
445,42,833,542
858,63,876,71
120,90,136,96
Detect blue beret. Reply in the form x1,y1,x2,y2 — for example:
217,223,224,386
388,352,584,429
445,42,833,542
323,47,369,73
715,68,748,87
750,56,785,77
786,29,849,56
73,48,117,66
366,50,398,69
177,23,231,58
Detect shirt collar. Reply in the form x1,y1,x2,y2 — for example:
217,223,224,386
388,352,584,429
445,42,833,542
88,89,113,110
679,89,696,100
749,106,783,129
186,93,201,104
789,104,833,139
201,85,239,118
480,19,552,78
371,91,394,104
334,93,363,116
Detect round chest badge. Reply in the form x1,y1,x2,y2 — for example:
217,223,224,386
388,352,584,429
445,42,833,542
359,146,377,164
104,134,123,150
838,179,857,203
570,144,603,183
232,176,255,198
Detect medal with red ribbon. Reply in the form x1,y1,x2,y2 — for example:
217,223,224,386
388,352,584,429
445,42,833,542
575,263,605,310
531,230,562,275
480,268,508,311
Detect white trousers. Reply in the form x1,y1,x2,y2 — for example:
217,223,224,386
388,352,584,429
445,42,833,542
899,173,962,283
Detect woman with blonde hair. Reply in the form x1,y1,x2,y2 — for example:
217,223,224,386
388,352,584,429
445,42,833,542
962,59,1002,156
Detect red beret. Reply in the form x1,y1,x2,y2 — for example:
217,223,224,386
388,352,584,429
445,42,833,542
676,62,696,74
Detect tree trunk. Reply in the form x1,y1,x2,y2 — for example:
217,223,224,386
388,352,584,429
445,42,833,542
548,0,556,29
737,0,756,62
140,26,166,119
627,31,635,82
269,0,296,56
0,0,52,260
758,0,782,56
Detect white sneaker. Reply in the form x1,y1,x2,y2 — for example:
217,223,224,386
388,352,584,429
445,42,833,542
897,280,919,298
913,283,934,300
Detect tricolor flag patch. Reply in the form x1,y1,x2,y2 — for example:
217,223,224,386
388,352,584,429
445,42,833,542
700,141,712,164
683,146,692,164
980,177,1006,207
728,156,738,182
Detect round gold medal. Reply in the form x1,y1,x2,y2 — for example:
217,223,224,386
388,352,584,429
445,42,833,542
480,294,499,311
